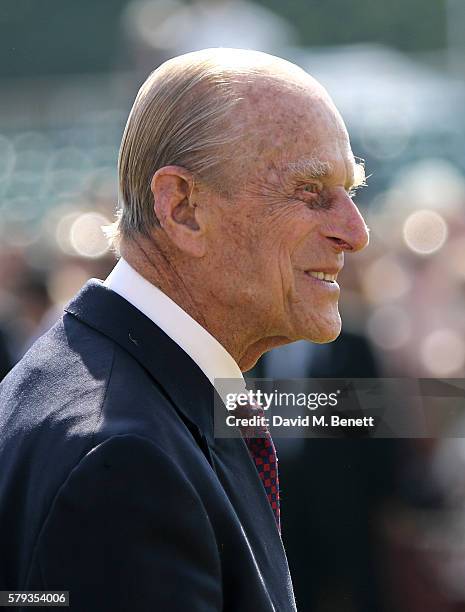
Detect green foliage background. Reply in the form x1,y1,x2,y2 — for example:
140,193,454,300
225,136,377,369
256,0,446,52
0,0,447,78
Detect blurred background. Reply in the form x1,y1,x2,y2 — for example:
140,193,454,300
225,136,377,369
1,1,465,610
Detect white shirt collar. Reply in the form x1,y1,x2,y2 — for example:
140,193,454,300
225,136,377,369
104,258,244,388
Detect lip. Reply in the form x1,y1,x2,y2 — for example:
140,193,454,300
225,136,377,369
303,270,341,290
305,267,341,276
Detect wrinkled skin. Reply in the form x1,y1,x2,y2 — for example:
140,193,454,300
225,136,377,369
122,61,369,372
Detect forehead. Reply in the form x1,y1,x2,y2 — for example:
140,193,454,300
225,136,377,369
245,80,350,153
242,75,346,133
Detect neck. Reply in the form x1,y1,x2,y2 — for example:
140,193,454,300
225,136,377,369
120,235,279,371
121,234,207,329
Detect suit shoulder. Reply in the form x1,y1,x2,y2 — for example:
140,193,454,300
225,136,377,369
0,314,117,472
0,314,115,411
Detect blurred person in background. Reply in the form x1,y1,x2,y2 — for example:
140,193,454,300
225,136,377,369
0,48,369,610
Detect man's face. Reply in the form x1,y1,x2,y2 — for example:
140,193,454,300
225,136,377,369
202,77,369,367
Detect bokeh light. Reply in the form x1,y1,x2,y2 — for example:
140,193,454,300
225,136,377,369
420,328,465,376
69,212,110,259
402,209,448,255
55,210,83,256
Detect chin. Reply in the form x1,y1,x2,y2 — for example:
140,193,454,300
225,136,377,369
299,310,342,344
239,335,292,372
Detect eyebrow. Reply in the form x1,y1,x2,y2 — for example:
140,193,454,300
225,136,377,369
283,157,366,191
284,157,333,181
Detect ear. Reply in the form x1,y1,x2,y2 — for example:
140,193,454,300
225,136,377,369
150,166,206,257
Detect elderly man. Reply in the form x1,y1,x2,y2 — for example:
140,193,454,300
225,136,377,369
0,49,368,611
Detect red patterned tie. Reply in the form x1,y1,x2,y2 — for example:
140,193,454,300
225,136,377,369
238,402,281,533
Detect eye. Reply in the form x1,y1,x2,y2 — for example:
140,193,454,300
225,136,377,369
295,182,322,201
301,183,319,194
295,182,332,210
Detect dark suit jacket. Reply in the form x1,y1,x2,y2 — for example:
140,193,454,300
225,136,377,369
0,280,296,611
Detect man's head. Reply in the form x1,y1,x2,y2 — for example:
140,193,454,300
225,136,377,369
112,48,369,370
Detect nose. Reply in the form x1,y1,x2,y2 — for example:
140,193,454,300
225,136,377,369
324,192,369,253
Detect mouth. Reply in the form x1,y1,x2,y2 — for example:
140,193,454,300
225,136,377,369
303,266,341,288
306,270,338,283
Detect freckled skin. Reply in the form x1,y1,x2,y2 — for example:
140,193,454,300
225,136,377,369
122,58,369,372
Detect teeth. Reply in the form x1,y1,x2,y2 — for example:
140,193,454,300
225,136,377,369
308,271,337,282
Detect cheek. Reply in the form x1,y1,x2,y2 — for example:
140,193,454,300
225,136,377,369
285,210,322,261
257,216,317,296
209,230,272,301
218,204,314,291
